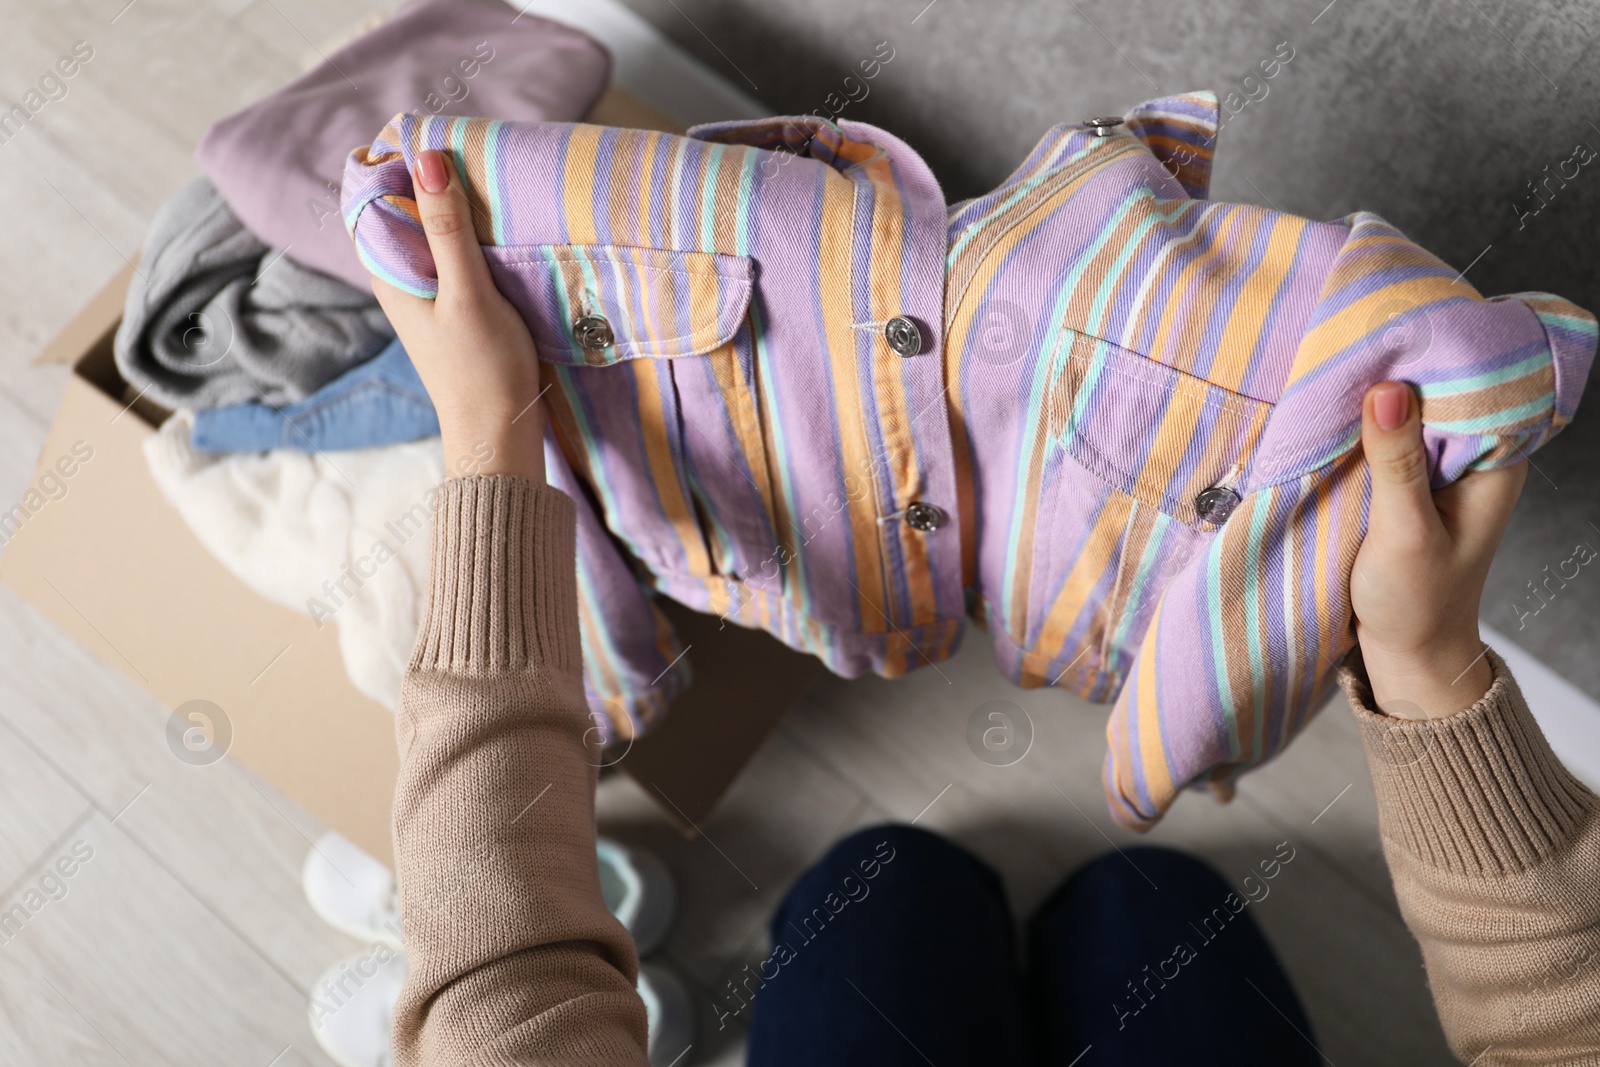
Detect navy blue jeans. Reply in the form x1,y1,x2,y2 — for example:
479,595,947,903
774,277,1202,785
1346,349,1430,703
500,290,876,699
745,825,1320,1066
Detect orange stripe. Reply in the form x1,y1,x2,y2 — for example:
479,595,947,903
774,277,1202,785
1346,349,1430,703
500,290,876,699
562,124,602,245
1030,493,1134,682
859,152,933,627
1134,598,1174,811
1210,213,1308,394
632,360,711,576
635,132,660,248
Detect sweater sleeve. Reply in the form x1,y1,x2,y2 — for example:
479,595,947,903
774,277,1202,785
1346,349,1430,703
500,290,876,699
390,475,650,1067
1341,648,1600,1064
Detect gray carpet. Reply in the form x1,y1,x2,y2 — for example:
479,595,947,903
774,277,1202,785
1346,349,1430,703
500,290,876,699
619,0,1600,697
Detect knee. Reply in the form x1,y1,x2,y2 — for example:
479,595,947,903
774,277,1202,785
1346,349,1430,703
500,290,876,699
820,823,985,881
1079,845,1223,888
1036,846,1228,924
779,824,1001,920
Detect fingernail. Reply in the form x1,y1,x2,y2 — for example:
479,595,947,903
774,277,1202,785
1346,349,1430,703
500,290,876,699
1373,382,1409,431
415,150,448,194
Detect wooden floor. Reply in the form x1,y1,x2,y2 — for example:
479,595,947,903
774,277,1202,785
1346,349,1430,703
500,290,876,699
0,1,1458,1064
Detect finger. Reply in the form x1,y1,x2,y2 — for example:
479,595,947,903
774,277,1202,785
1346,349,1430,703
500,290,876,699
369,273,431,337
1361,382,1439,539
1437,460,1526,556
412,149,492,298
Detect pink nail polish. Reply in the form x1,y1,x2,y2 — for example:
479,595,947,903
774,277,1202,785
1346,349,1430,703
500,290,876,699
415,151,447,194
1373,383,1409,431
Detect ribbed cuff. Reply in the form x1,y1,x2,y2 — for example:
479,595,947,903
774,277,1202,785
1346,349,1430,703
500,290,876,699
409,476,580,675
1341,647,1597,877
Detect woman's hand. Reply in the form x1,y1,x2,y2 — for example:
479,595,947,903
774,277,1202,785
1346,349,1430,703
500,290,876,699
1350,381,1526,719
370,149,546,483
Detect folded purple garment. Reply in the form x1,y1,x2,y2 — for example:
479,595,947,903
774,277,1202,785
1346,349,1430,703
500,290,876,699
196,0,610,290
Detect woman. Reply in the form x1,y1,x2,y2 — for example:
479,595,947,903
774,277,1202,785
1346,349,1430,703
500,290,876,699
370,149,1600,1065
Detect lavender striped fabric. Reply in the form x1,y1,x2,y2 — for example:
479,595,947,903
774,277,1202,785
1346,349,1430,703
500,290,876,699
343,91,1595,828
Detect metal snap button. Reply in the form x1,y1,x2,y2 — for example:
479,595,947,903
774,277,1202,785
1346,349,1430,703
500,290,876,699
884,316,923,357
1085,116,1124,137
1195,486,1240,524
904,501,946,532
573,315,614,352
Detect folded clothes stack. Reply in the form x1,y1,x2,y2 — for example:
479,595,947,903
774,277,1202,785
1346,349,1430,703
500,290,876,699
128,0,615,713
117,175,398,412
189,337,439,455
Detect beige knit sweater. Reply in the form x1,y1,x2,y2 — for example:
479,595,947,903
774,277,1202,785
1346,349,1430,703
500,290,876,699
391,476,1600,1066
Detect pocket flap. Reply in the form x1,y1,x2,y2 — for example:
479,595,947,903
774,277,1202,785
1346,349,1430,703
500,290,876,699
1051,330,1270,528
481,244,756,366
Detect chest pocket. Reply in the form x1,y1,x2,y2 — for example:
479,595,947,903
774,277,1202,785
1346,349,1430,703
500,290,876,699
1049,329,1270,529
482,244,780,586
1006,327,1271,696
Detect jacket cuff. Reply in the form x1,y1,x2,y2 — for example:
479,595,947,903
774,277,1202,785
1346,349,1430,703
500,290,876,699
1340,646,1597,877
410,476,581,676
1513,291,1598,431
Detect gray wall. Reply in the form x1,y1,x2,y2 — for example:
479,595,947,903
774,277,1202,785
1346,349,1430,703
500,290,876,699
619,0,1600,694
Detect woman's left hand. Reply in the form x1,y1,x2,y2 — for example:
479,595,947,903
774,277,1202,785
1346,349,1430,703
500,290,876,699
1349,381,1526,719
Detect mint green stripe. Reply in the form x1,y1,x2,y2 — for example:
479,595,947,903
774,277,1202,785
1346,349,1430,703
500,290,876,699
449,116,467,174
998,189,1147,631
947,141,1102,266
1426,394,1551,433
485,119,507,246
1203,533,1236,756
1543,312,1599,335
1085,198,1192,335
700,143,725,252
998,284,1079,630
735,149,756,256
1108,512,1172,652
1419,352,1547,397
359,246,433,299
1242,490,1271,760
550,366,624,543
747,298,808,615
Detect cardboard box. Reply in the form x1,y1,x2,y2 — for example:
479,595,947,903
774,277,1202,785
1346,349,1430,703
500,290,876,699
0,85,819,864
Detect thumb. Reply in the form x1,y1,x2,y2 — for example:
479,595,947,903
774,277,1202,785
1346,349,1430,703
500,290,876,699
1361,381,1438,536
412,149,492,299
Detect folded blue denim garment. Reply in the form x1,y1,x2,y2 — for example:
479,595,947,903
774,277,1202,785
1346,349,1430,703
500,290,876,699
190,338,438,453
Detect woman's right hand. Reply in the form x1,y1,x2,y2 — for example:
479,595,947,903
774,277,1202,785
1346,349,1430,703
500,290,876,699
369,149,546,484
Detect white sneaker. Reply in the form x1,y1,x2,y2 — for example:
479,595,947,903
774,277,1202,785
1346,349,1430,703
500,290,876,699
302,832,404,950
597,836,677,956
638,960,694,1067
308,948,407,1067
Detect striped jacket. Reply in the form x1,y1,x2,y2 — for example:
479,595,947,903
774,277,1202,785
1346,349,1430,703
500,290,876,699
343,92,1596,829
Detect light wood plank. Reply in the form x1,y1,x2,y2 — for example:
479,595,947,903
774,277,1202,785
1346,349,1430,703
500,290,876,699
0,587,366,993
0,719,93,899
0,128,146,377
0,386,53,514
0,811,336,1067
1231,689,1400,919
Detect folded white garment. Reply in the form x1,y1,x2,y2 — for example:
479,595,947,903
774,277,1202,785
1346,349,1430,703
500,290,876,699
144,410,444,709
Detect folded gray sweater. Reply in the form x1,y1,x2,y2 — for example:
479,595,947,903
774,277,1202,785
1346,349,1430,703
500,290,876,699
114,177,392,409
